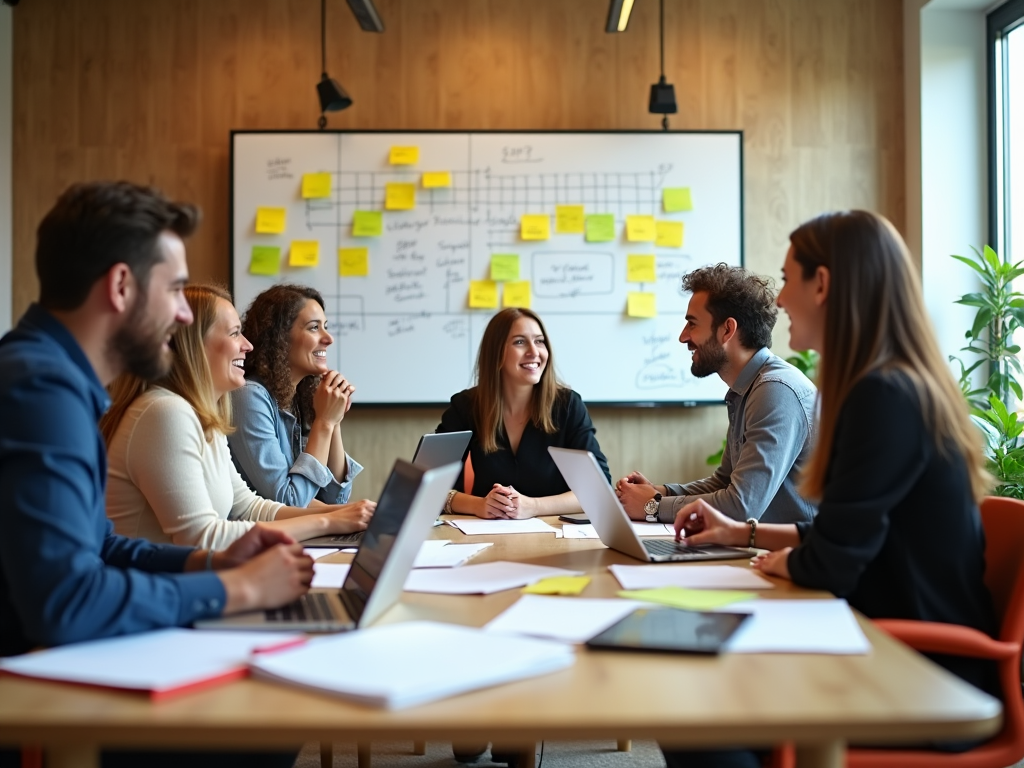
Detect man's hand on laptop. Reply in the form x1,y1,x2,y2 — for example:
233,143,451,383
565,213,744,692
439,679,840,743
615,472,661,520
674,499,745,546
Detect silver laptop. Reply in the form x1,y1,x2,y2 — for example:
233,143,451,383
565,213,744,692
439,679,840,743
301,431,471,546
196,459,461,632
548,447,754,563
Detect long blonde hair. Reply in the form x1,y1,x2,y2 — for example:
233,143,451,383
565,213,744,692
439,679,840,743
790,211,990,501
100,284,236,444
473,308,565,453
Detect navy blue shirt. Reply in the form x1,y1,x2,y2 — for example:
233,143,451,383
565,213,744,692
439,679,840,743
0,305,226,657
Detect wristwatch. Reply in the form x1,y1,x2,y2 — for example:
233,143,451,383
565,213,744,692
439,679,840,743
643,492,663,523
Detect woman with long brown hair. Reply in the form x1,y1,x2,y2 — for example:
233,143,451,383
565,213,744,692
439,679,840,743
102,285,374,549
663,211,998,767
436,307,610,519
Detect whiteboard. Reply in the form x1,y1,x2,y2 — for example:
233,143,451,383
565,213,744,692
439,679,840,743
230,131,743,405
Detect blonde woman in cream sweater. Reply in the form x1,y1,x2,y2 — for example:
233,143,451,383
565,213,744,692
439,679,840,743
102,285,375,550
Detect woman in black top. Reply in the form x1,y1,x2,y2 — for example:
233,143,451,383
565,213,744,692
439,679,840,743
667,211,998,768
437,307,610,519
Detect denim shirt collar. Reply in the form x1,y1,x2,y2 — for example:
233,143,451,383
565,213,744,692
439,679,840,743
21,303,111,417
729,347,772,398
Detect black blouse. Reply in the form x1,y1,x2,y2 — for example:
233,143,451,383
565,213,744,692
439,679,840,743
788,371,999,698
436,387,611,498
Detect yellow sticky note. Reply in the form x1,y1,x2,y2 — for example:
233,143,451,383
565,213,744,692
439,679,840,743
389,146,420,165
301,172,332,199
523,576,591,596
663,187,693,212
385,182,416,211
503,281,532,309
352,210,383,237
585,214,616,242
520,214,550,241
255,207,286,234
338,247,369,277
555,205,585,234
627,254,657,283
626,215,656,242
249,246,280,276
422,171,451,188
656,220,684,248
468,280,499,309
618,587,757,611
490,254,520,282
627,291,657,318
289,240,319,267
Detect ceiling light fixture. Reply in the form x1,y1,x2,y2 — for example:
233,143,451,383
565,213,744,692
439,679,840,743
345,0,385,33
605,0,635,33
648,0,677,130
317,0,353,129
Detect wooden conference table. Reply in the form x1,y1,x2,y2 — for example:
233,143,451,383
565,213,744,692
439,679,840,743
0,517,1003,768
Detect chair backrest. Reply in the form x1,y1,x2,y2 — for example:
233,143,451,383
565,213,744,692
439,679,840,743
979,496,1024,644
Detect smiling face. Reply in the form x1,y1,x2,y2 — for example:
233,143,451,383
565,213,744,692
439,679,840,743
288,298,333,383
678,291,728,378
204,298,253,399
777,246,828,353
500,316,548,388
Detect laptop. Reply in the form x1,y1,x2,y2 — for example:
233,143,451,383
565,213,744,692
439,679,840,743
196,459,461,632
302,431,469,546
548,447,754,563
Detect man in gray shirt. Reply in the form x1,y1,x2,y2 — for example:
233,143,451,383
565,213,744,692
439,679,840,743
617,264,817,526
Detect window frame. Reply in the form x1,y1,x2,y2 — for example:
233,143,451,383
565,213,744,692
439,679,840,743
988,0,1024,256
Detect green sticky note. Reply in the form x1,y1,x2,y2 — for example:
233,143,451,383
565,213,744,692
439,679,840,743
490,254,520,282
618,587,757,611
585,214,615,242
352,210,383,237
249,245,281,276
663,187,693,212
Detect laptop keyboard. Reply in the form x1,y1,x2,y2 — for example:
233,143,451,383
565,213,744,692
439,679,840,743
319,531,364,545
265,592,335,623
644,539,713,557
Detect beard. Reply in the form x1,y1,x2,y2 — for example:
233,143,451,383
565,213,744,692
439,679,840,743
110,293,178,381
689,336,728,378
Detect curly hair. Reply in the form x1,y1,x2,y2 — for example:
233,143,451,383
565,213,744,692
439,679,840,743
681,263,778,350
240,284,325,428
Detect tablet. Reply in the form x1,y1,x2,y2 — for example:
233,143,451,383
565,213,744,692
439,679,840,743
584,607,749,655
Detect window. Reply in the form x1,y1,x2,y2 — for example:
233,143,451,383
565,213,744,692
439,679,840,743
989,0,1024,261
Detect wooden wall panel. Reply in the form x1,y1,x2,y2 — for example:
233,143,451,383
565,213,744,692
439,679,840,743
11,0,904,498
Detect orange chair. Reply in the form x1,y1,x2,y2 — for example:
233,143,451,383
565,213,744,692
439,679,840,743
772,495,1024,768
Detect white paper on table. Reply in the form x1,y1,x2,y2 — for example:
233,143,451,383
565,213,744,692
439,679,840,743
404,561,583,594
718,599,870,654
413,542,493,568
630,522,676,536
485,595,644,643
609,564,774,590
560,524,600,539
450,518,559,536
311,562,351,589
303,547,340,560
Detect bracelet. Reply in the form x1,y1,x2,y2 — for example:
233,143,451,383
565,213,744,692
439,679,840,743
745,518,757,549
443,489,457,515
205,548,216,571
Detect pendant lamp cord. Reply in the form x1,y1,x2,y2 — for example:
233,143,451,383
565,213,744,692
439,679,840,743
321,0,327,76
660,0,665,79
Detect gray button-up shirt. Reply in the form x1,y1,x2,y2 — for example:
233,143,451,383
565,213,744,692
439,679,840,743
658,347,818,525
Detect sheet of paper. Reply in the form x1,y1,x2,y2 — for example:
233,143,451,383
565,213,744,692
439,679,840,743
338,247,369,277
619,587,758,611
520,214,551,241
450,518,558,536
502,280,532,309
626,254,656,283
559,524,600,539
627,291,657,318
555,205,585,234
288,240,319,267
255,207,286,234
719,600,870,654
485,595,643,643
656,220,684,248
585,214,615,242
385,182,416,210
468,280,499,309
404,561,583,595
352,210,383,237
490,253,520,281
663,187,693,212
421,171,451,188
249,245,281,276
303,548,340,560
609,564,775,591
413,542,493,568
311,562,351,589
522,576,591,595
630,522,676,536
389,146,420,164
626,215,656,242
301,172,332,199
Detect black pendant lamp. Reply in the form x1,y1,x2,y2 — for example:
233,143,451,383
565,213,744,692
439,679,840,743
317,0,352,129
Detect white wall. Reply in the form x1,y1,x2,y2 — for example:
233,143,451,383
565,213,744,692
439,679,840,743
0,5,11,334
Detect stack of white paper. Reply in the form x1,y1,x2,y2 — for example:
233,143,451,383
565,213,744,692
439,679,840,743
560,524,600,539
719,599,871,654
250,621,575,709
449,518,559,535
609,564,774,590
405,561,584,594
485,595,643,643
311,562,351,589
303,547,340,560
413,541,493,568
